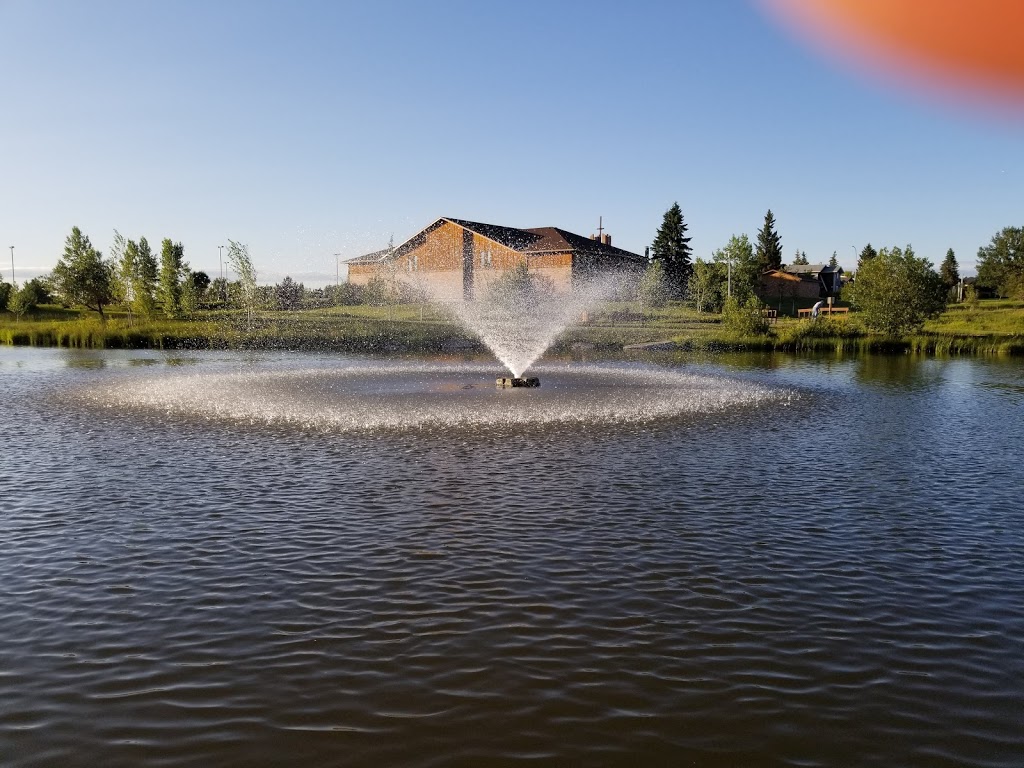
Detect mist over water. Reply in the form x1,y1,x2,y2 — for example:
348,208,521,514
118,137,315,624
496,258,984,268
75,358,793,432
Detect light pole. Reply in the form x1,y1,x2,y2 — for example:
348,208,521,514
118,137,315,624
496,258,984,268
218,245,224,280
9,246,13,285
334,253,342,287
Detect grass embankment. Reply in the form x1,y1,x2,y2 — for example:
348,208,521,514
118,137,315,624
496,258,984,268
674,300,1024,355
0,305,481,353
2,300,1023,356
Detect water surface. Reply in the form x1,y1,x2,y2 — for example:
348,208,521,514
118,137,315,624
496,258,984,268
2,347,1022,767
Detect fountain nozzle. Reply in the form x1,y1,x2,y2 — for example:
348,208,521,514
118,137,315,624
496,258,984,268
496,377,540,389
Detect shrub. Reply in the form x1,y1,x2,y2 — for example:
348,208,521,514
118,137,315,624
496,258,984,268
721,295,770,336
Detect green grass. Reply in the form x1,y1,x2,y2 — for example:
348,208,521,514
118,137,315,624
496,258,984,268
3,299,1023,356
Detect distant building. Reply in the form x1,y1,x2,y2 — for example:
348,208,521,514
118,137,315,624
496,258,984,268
346,217,645,301
759,263,844,304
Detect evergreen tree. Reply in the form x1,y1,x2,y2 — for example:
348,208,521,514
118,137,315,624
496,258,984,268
857,243,878,271
755,209,783,272
939,248,960,289
51,226,114,318
650,202,693,297
159,238,184,317
792,250,809,266
829,251,839,269
275,276,305,310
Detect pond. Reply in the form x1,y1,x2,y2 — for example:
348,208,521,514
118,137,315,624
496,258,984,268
1,347,1022,767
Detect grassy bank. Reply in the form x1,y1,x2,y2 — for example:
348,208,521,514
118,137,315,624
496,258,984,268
2,300,1023,357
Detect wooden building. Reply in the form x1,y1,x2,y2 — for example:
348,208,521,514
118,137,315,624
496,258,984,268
346,217,645,301
759,264,844,303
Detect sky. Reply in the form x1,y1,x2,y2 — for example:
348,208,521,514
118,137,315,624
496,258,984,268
1,0,1021,287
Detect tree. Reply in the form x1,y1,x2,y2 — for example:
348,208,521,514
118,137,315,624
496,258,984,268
650,202,693,297
110,230,133,309
850,245,947,336
713,234,758,301
829,251,839,269
687,258,727,313
275,276,305,310
637,260,670,309
0,281,11,311
134,237,158,317
8,283,36,320
191,270,211,297
51,226,115,318
226,239,259,326
792,249,809,266
159,239,185,317
976,226,1024,298
755,209,783,272
20,278,52,306
939,248,960,292
857,243,878,271
179,268,200,317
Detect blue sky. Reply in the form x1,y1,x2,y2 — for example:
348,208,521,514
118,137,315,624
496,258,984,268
1,0,1021,286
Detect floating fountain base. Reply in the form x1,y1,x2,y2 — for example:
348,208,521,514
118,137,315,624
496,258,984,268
496,377,540,389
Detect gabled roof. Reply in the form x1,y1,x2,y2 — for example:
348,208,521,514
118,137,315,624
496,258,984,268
347,217,644,264
785,263,843,275
345,248,391,265
762,269,804,282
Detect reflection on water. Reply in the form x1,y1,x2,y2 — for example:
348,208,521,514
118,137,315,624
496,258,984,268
1,347,1023,768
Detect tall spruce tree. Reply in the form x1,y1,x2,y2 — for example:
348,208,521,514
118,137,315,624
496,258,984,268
940,248,960,289
829,251,839,269
755,209,783,272
857,243,878,271
651,202,693,297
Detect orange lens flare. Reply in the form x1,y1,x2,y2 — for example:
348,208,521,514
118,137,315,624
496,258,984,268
761,0,1024,105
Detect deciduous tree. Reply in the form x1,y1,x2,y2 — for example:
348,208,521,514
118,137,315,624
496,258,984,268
850,245,947,336
52,226,114,319
976,226,1024,298
713,234,758,300
159,239,185,317
687,258,726,313
227,240,259,326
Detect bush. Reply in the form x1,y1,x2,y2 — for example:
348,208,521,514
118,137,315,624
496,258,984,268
721,296,770,336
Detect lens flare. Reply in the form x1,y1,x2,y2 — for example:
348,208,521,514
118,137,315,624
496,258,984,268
761,0,1024,108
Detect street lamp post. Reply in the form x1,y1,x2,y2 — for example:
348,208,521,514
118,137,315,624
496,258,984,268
218,245,224,280
9,246,14,285
334,253,342,287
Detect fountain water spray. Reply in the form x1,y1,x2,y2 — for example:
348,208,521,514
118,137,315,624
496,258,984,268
447,267,627,381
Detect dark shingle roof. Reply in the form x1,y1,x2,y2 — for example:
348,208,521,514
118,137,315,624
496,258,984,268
348,217,645,264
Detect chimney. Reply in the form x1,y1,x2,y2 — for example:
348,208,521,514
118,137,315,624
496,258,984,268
590,234,598,240
601,234,612,246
